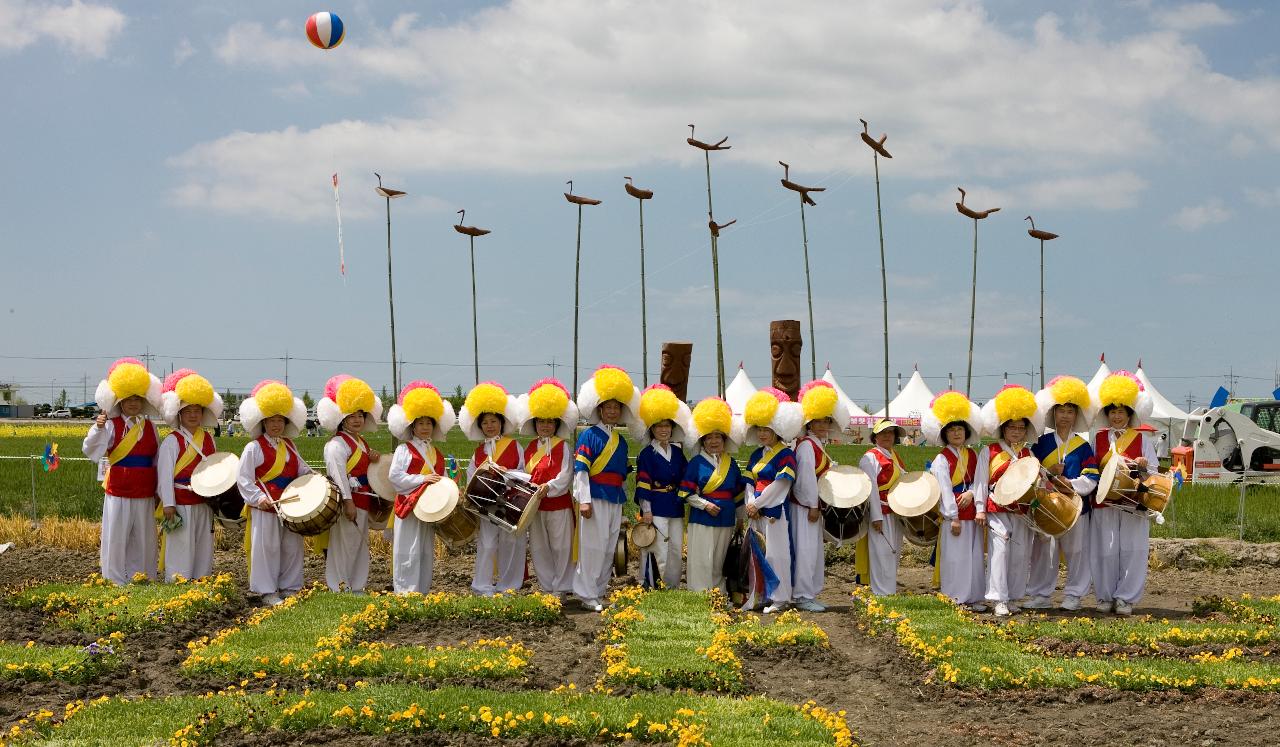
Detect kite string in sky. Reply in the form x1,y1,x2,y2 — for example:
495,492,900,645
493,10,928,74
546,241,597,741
332,173,346,282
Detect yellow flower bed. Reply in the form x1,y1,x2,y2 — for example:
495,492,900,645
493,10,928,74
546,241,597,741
9,574,236,635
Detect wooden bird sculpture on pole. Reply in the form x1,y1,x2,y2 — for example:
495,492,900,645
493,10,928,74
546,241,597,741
861,118,893,414
455,209,491,385
565,180,601,394
1026,216,1060,390
688,124,732,393
779,161,824,380
956,187,1001,397
625,176,654,386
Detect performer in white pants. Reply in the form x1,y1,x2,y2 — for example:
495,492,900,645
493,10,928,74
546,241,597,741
82,358,164,585
632,384,692,590
741,388,803,612
1031,376,1099,610
681,397,746,594
236,380,311,605
460,381,527,596
977,384,1041,617
863,418,909,597
1089,371,1157,616
386,381,456,594
156,368,225,582
922,391,986,610
571,366,641,611
518,378,580,597
789,380,851,612
318,375,384,594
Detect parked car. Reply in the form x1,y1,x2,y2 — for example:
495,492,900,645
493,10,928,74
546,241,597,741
48,409,72,418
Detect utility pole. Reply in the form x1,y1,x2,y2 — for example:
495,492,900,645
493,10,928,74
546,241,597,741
284,348,290,386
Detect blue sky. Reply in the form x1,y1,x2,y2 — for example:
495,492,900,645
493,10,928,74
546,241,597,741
2,0,1278,409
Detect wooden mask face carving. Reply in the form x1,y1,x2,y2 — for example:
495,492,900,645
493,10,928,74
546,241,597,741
770,320,803,401
659,342,693,401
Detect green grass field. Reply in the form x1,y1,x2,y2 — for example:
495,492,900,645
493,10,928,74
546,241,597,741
3,429,1278,542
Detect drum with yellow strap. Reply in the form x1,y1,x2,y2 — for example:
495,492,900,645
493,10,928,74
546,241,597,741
888,471,942,547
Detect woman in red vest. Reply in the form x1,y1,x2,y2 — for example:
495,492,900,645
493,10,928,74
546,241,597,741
82,358,164,585
386,381,456,594
236,380,311,605
977,384,1040,617
862,418,908,596
922,391,985,610
318,374,384,594
460,381,526,596
157,369,224,582
791,380,850,612
1089,371,1157,616
517,378,580,597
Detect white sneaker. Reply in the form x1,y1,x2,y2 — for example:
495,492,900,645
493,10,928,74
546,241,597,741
262,593,283,607
994,602,1012,617
1095,599,1113,613
581,598,603,612
763,602,787,614
1114,600,1134,616
1060,595,1081,611
1022,596,1051,609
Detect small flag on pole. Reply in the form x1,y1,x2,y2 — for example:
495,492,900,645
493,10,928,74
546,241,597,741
333,173,346,281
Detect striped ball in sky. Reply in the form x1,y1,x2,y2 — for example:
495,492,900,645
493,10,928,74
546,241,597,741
305,12,345,50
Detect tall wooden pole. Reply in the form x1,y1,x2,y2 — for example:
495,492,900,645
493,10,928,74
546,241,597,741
704,151,725,394
383,195,399,399
573,203,583,394
873,152,890,414
799,199,817,381
1039,238,1045,391
966,219,978,397
638,198,649,386
470,235,479,386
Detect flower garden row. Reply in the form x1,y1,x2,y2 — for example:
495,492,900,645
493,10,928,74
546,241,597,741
853,588,1280,691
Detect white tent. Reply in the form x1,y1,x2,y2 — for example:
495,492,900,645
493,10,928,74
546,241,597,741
1086,356,1112,397
1136,365,1190,449
821,367,872,424
724,365,757,415
873,369,935,421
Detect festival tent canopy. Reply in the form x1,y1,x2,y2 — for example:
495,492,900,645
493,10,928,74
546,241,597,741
873,369,936,420
1086,355,1112,397
1135,365,1190,422
724,364,757,415
821,366,872,422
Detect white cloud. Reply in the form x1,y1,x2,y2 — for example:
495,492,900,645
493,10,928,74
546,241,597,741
907,172,1147,214
1170,199,1231,230
0,0,126,58
270,81,310,100
173,36,194,65
1151,2,1235,31
1244,186,1280,208
171,1,1280,220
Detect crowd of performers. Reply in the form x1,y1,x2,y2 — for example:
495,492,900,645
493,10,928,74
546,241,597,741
83,357,1158,617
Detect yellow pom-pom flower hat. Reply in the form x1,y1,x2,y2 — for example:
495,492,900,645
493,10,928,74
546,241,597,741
981,384,1042,440
743,387,803,446
920,390,981,447
317,374,383,433
576,365,642,431
635,383,692,446
517,378,580,440
459,381,521,441
160,368,223,428
685,396,746,452
1035,375,1095,433
239,379,307,438
387,380,456,442
798,379,850,432
94,357,163,417
1093,370,1153,428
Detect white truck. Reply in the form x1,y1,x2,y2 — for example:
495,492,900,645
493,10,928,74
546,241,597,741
1182,401,1280,484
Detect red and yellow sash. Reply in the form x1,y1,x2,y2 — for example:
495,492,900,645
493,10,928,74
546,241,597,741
1098,429,1140,468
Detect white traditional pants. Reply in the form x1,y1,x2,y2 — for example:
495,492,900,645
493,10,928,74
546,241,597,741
249,507,304,596
747,513,792,606
472,518,528,595
164,503,214,582
1026,533,1059,599
1060,512,1092,599
686,522,733,593
640,515,685,590
392,512,435,594
528,507,576,595
1089,507,1149,605
572,500,622,603
788,502,824,602
100,494,158,586
325,507,370,593
986,512,1032,603
939,519,985,605
868,514,904,596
